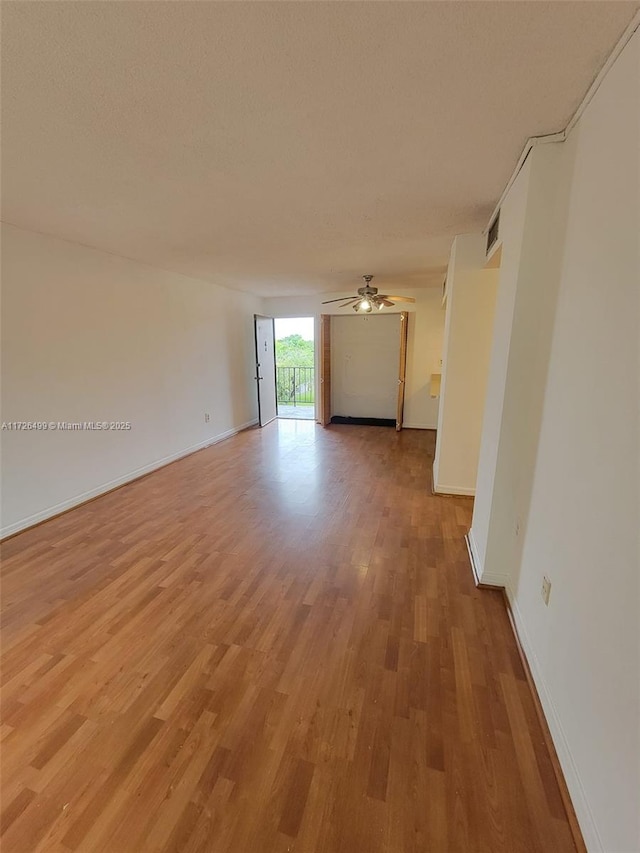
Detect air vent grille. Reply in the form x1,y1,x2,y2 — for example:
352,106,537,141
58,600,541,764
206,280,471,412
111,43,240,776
487,211,500,254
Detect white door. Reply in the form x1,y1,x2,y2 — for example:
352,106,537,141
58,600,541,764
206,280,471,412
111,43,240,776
254,315,277,426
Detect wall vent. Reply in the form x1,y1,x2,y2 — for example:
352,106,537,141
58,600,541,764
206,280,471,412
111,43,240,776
486,211,500,255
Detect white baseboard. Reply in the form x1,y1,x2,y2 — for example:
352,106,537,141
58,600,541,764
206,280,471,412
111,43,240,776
477,570,509,587
465,528,511,588
433,482,475,496
505,585,602,853
402,422,437,430
464,531,481,585
467,525,597,848
1,418,258,539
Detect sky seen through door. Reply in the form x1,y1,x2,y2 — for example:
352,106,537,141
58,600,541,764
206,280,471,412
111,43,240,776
274,317,314,341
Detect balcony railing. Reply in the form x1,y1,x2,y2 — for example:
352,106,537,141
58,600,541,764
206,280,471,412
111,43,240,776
276,366,315,405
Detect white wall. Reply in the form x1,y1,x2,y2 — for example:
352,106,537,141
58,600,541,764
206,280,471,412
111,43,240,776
263,288,444,429
467,156,532,574
471,29,640,853
433,234,498,495
331,314,401,419
470,140,573,583
1,224,262,537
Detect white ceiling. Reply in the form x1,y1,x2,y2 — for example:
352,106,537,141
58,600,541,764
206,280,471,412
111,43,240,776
2,2,637,296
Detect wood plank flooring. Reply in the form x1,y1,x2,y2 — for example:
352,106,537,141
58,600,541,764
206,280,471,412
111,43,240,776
1,422,577,852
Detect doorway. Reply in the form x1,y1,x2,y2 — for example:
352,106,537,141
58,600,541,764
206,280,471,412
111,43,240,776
319,312,408,429
274,317,315,421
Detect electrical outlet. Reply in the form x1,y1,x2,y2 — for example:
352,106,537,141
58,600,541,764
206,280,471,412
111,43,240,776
541,575,552,606
204,413,210,423
515,520,521,537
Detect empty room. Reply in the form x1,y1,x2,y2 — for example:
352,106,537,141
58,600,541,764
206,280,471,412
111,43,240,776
1,3,639,852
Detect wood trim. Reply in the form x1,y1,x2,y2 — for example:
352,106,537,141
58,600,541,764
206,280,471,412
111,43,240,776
0,422,258,544
319,314,331,427
499,589,588,853
396,311,408,431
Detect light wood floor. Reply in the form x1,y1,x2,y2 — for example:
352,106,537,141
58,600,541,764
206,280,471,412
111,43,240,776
1,422,576,852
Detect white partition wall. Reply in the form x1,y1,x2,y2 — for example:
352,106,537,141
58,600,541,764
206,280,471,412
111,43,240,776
469,29,640,853
433,234,498,495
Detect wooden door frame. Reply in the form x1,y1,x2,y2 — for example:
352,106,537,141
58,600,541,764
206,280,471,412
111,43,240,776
396,311,409,431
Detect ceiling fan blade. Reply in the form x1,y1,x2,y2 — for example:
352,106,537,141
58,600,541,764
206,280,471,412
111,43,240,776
322,296,356,304
338,299,359,308
381,298,395,307
384,295,416,303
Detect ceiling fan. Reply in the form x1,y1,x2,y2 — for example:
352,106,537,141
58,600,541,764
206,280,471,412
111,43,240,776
321,275,416,313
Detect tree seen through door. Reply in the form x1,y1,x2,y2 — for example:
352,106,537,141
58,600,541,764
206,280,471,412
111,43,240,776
274,318,315,420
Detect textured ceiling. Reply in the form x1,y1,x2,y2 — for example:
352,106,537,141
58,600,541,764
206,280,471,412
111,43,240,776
2,2,638,296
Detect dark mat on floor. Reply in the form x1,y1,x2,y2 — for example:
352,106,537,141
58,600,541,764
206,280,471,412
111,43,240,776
330,416,396,427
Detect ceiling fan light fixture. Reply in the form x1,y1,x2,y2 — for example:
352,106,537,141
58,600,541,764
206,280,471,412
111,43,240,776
322,275,416,310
